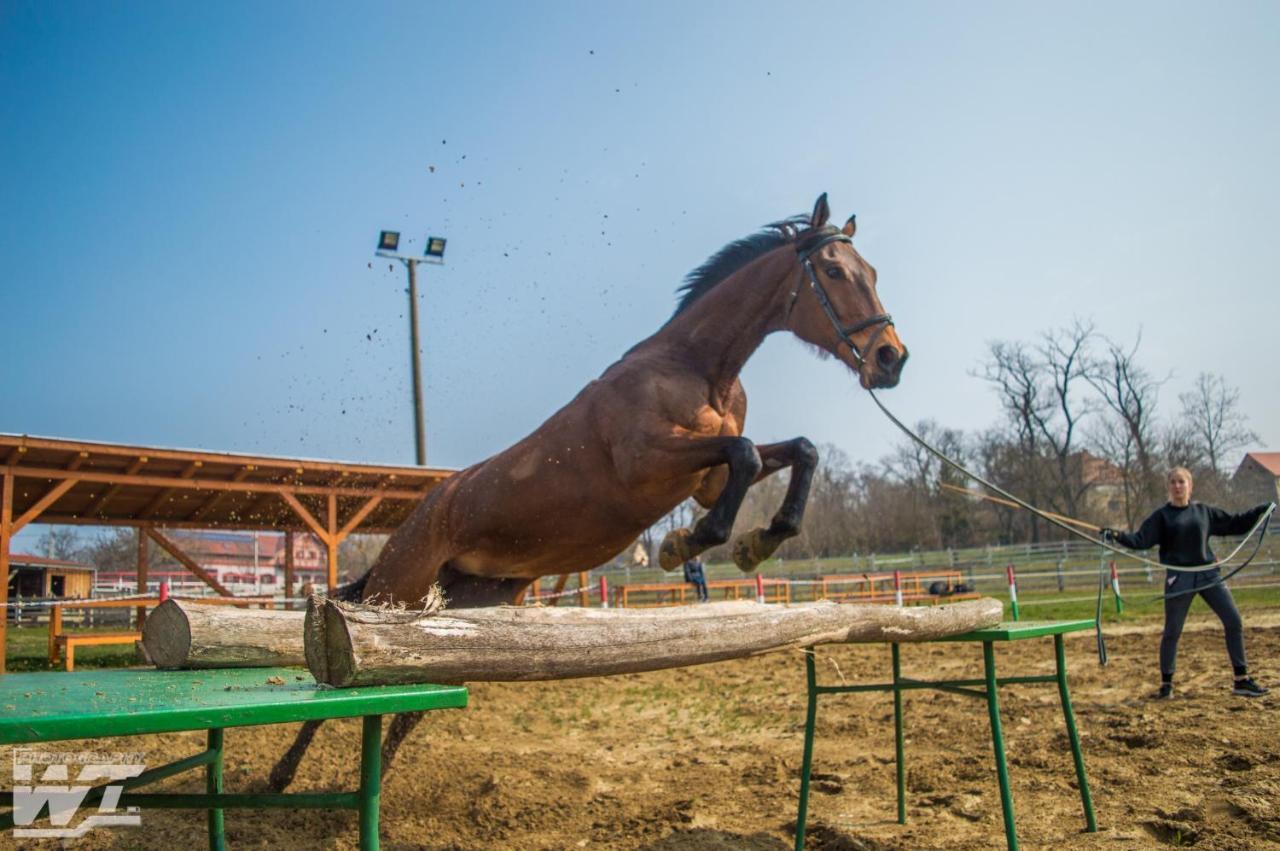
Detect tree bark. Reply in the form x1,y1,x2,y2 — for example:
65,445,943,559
305,597,1003,687
143,599,306,669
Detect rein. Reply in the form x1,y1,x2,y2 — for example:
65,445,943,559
864,387,1276,664
793,231,894,368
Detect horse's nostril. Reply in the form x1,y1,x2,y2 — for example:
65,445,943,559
876,345,900,370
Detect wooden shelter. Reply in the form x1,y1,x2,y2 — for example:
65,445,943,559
7,553,94,601
0,433,453,673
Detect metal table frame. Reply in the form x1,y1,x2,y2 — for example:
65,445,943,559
795,620,1098,851
0,666,468,850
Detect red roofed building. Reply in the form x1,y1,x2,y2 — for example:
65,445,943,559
1233,452,1280,506
96,531,330,595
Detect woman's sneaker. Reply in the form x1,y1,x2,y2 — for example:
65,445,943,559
1232,678,1270,697
1154,682,1173,700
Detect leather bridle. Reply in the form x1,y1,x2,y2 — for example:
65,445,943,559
788,228,894,369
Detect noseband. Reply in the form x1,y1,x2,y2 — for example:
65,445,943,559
790,230,894,369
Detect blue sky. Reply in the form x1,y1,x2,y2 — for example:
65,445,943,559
3,2,1278,548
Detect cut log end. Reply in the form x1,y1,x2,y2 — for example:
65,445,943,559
141,599,192,669
305,594,358,687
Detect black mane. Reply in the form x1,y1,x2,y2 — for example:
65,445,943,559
670,214,811,318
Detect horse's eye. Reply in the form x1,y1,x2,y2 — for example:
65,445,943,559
824,266,844,279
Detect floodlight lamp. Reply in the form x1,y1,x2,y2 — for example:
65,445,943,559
425,236,447,258
378,230,401,251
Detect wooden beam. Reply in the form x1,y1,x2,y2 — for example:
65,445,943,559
5,464,428,501
83,456,148,517
337,495,383,539
548,573,570,607
144,528,233,597
326,494,338,591
11,478,80,534
137,528,149,627
1,473,12,674
66,451,88,472
3,446,25,466
284,531,295,609
189,465,254,522
17,511,406,535
138,461,203,520
279,492,331,544
0,435,452,481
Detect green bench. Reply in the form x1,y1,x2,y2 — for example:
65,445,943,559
796,620,1098,851
0,666,467,849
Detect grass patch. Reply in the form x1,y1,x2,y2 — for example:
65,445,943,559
4,625,141,672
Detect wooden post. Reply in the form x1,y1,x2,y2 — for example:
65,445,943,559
326,494,338,592
137,527,149,628
1,473,13,674
284,531,295,610
577,572,589,607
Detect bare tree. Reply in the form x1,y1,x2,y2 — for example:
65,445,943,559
1086,331,1165,525
979,340,1051,540
1032,319,1098,518
35,527,83,561
1178,372,1259,477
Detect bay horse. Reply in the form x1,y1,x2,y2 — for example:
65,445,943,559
269,192,908,789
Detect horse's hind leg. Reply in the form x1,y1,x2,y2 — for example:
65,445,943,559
269,719,322,792
658,437,762,570
732,438,819,571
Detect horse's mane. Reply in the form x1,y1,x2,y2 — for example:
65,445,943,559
669,214,811,320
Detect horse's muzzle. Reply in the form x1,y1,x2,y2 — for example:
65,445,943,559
866,345,908,389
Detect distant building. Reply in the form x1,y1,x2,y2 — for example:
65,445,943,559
96,531,329,595
1075,450,1126,523
1232,452,1280,506
7,553,94,601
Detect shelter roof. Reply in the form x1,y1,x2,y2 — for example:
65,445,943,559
9,553,93,572
1,433,454,534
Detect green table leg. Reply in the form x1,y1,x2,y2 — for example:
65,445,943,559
795,651,819,851
207,728,224,851
982,641,1018,851
892,643,905,824
360,714,383,851
1054,634,1097,832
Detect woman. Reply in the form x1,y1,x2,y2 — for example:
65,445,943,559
1102,467,1273,700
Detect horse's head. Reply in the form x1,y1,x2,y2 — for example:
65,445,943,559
784,193,908,389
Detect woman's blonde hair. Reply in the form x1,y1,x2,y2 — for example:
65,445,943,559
1167,466,1193,485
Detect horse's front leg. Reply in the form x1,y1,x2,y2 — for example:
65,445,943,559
731,437,819,572
655,436,762,570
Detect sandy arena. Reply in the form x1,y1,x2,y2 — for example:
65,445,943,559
3,610,1277,850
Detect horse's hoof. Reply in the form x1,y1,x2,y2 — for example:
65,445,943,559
658,528,695,571
732,529,777,572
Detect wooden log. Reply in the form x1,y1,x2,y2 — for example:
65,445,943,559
143,599,306,669
305,596,1003,687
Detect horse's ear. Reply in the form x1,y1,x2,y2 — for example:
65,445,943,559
809,193,830,228
842,214,856,238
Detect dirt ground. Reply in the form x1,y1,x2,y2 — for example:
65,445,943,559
4,609,1278,850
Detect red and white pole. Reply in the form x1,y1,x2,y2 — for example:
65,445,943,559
1006,565,1020,621
599,575,609,608
893,570,903,607
159,581,169,603
1110,560,1124,614
755,573,766,604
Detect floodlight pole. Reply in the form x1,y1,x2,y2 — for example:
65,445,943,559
375,250,443,466
406,260,426,466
